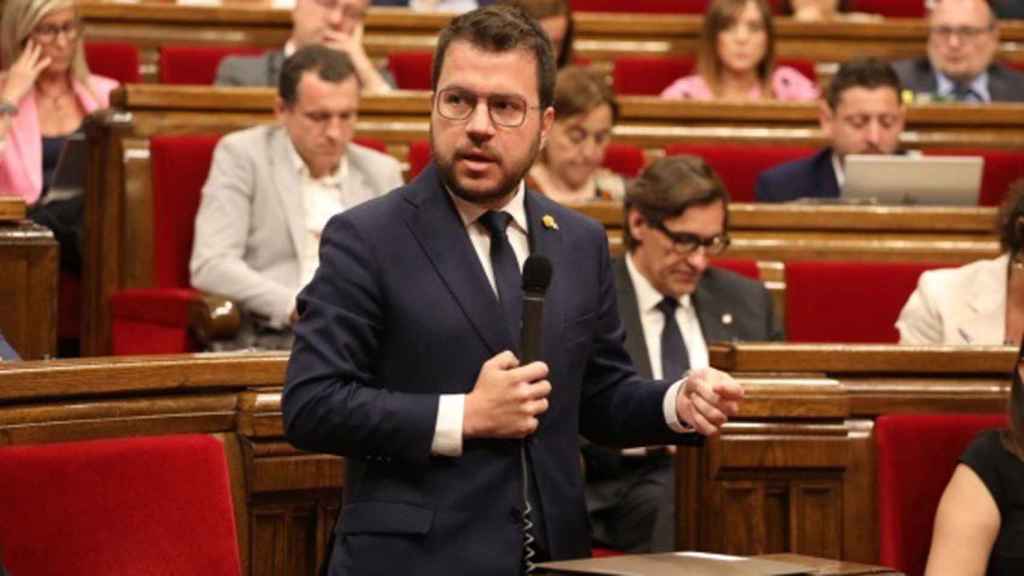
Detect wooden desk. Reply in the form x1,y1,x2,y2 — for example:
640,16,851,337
78,3,1024,82
756,553,901,575
690,343,1013,564
0,199,58,360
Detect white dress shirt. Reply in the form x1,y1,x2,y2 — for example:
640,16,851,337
431,184,690,457
289,141,350,296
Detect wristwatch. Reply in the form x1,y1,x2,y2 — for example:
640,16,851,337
0,100,17,117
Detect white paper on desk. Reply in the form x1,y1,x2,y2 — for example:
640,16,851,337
536,551,812,576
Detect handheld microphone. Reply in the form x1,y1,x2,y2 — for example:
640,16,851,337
520,255,552,364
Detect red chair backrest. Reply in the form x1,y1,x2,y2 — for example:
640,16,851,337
408,139,433,180
784,260,945,343
353,136,389,154
710,258,761,280
602,142,647,178
388,51,434,91
924,148,1024,207
613,56,694,96
0,434,242,575
571,0,708,13
150,134,222,288
159,45,265,85
665,142,817,203
777,58,818,82
849,0,925,18
84,41,140,84
876,413,1008,576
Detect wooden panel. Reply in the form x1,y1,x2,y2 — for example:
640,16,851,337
0,221,57,360
0,199,26,221
791,482,843,558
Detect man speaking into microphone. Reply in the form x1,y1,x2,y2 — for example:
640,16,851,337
281,5,744,575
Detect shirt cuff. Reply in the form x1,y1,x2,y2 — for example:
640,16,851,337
663,377,695,433
431,393,464,457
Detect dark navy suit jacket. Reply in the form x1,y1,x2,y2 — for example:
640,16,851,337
892,56,1024,102
755,148,839,203
282,164,699,575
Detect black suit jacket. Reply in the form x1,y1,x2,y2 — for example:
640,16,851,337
755,148,839,203
583,258,781,480
282,164,700,575
892,56,1024,102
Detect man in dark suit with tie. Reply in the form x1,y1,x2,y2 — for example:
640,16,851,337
892,0,1024,103
282,6,745,575
584,156,782,553
756,57,906,203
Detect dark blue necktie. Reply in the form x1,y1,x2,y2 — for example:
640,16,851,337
479,211,522,346
656,297,689,382
952,83,979,102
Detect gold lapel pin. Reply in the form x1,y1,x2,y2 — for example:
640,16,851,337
542,214,559,230
721,313,733,326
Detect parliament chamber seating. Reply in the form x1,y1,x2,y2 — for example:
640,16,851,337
0,434,242,575
849,0,925,18
84,41,141,84
875,413,1008,576
569,0,714,14
159,45,265,85
109,133,224,355
783,260,944,343
613,56,817,96
665,142,818,202
388,50,434,91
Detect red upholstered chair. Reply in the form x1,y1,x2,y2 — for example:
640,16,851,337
571,0,709,13
353,136,389,154
408,139,433,179
602,142,647,178
876,413,1008,576
84,41,141,84
710,258,760,280
159,45,264,85
613,56,694,96
0,434,242,576
924,148,1024,207
665,142,817,203
110,134,223,355
849,0,925,18
388,51,434,90
784,260,944,343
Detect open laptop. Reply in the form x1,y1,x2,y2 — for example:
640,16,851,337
40,131,87,205
842,154,984,206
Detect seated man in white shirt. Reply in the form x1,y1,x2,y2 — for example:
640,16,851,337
191,46,403,350
584,155,782,552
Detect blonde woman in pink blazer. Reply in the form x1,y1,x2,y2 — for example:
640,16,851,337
660,0,818,102
1,0,118,205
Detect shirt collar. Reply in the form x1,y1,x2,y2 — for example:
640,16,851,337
449,180,529,235
831,151,845,190
286,135,347,187
624,252,692,314
935,70,991,102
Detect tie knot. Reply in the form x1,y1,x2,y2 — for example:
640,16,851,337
656,297,678,317
479,211,513,238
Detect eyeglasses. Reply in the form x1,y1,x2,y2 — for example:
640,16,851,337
310,0,366,20
31,20,81,44
930,24,994,42
651,220,730,255
435,88,540,128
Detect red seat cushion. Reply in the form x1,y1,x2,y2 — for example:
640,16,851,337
159,45,265,85
876,413,1008,576
388,51,434,90
924,148,1024,207
613,56,694,96
0,434,241,576
571,0,709,13
665,142,817,203
849,0,925,18
602,142,646,178
784,260,944,343
84,41,140,84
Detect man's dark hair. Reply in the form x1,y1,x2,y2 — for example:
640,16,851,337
431,5,557,109
278,45,358,106
825,57,903,110
624,155,730,252
998,178,1024,254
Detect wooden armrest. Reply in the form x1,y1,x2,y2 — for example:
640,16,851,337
189,293,242,345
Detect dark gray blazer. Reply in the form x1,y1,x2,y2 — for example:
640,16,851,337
214,50,285,87
892,56,1024,102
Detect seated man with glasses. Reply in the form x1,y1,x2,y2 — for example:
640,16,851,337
583,154,782,553
215,0,393,93
893,0,1024,102
192,45,402,351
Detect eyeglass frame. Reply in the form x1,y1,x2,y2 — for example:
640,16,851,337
310,0,367,20
650,220,730,255
434,87,543,129
929,24,996,42
30,19,82,44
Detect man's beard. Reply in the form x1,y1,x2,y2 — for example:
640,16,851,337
431,129,543,206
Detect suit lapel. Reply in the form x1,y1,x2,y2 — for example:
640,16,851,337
814,148,841,199
955,256,1008,344
693,271,736,345
612,258,652,379
524,190,566,366
342,150,373,208
404,165,512,354
268,127,306,260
